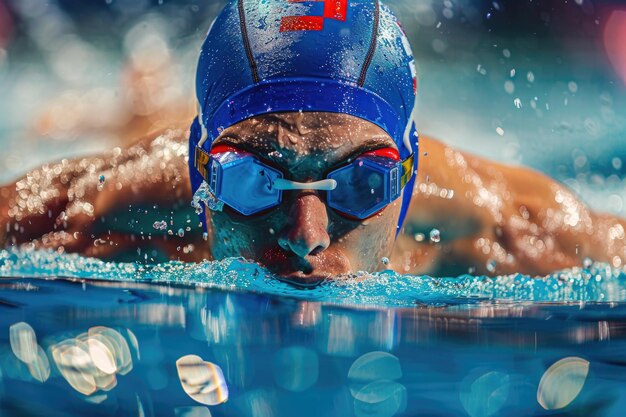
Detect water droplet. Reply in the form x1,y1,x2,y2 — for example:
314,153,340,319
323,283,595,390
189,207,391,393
414,233,425,242
496,127,505,136
486,259,497,273
177,228,185,238
583,257,593,269
527,71,535,83
153,221,167,231
514,98,522,108
429,228,441,243
381,257,390,266
97,175,106,191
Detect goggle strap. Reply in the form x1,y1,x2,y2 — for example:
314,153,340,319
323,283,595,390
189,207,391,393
195,146,211,181
400,153,415,188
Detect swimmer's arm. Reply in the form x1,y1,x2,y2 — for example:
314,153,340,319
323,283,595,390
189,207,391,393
397,137,626,277
0,128,210,262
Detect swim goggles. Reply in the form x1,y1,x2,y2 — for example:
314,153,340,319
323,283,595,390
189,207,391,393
194,144,414,219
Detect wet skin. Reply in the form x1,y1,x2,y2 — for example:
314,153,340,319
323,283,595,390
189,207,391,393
2,112,626,283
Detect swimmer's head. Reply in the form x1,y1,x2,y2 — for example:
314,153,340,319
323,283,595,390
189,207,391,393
189,0,418,284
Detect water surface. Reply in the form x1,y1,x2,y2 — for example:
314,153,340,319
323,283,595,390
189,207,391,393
1,249,626,416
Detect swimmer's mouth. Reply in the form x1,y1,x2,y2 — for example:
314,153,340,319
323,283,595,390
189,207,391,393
275,271,331,288
258,247,345,287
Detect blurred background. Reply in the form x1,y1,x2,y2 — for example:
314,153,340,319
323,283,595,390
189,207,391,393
0,0,625,214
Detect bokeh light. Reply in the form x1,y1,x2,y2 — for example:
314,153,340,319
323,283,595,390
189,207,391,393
348,351,406,417
176,354,229,406
604,10,626,86
537,356,590,410
353,380,407,417
348,351,403,396
272,347,319,392
459,370,510,417
9,322,38,363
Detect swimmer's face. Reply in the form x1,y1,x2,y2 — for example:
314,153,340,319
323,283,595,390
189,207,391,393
206,112,401,286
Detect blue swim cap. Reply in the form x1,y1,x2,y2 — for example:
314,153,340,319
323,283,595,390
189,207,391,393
189,0,419,234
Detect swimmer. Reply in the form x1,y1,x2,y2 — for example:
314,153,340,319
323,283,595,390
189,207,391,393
2,0,626,285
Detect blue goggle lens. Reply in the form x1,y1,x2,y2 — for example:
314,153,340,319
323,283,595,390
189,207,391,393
327,157,399,219
210,153,283,216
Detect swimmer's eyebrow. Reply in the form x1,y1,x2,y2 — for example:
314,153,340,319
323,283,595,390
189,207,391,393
212,135,395,166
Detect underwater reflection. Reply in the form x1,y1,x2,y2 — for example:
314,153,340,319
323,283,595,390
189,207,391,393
88,326,133,375
348,352,406,417
7,321,136,397
9,322,38,364
51,339,109,395
348,351,403,396
537,356,590,410
272,347,319,392
459,370,510,417
9,321,50,382
0,277,625,416
352,380,407,417
176,354,229,406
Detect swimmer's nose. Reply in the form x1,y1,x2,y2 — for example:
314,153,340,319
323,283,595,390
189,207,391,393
278,192,330,258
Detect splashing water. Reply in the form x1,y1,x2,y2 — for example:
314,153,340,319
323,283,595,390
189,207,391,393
2,248,626,307
191,181,223,215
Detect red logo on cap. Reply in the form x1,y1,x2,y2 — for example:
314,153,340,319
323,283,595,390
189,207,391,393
280,0,348,32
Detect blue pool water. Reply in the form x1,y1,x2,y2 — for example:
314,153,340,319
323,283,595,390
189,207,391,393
1,249,626,416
